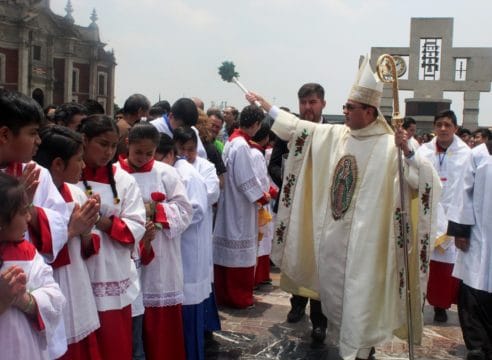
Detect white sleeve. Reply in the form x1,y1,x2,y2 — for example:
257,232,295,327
161,169,193,239
32,165,69,262
29,252,67,359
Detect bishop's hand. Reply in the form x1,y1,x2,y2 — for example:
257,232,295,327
246,92,272,112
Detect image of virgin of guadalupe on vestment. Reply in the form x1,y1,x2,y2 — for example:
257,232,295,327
270,56,441,359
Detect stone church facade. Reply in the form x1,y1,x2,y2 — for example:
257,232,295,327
0,0,115,114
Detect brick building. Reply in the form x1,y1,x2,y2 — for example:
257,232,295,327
0,0,115,114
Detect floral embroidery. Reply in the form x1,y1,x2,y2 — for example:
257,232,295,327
294,129,309,156
420,233,430,273
394,208,410,248
92,278,131,297
281,174,296,208
331,155,357,220
421,183,431,214
276,222,286,245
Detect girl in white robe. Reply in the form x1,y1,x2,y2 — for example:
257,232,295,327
34,126,102,359
0,172,65,360
117,123,192,360
78,115,146,360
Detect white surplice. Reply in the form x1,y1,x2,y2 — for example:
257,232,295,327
174,158,212,305
0,241,66,360
213,136,264,268
190,156,220,284
451,145,492,292
77,166,146,311
53,183,100,345
116,160,192,307
416,135,473,264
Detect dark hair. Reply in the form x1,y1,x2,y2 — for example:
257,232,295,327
457,127,471,137
206,108,224,122
34,126,83,169
156,133,176,157
224,106,239,120
0,173,27,226
239,105,264,128
0,89,43,134
123,94,151,116
473,128,492,140
402,117,417,129
53,103,87,127
434,110,457,126
251,120,271,143
171,98,198,126
173,126,198,146
83,99,105,115
78,114,119,139
152,100,171,115
128,122,160,146
78,115,120,203
297,83,325,100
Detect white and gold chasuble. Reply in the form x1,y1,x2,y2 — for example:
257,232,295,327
270,110,440,359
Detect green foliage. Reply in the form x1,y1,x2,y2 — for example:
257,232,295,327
218,61,239,82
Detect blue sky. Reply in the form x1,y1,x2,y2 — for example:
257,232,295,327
51,0,492,125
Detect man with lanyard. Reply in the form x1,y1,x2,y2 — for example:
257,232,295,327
416,110,473,323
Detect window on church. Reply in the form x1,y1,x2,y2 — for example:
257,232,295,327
98,72,107,96
455,58,467,81
72,68,79,93
33,45,41,61
419,38,441,80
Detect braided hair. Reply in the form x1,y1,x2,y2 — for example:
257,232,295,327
78,115,120,204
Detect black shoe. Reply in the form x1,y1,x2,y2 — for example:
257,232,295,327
467,349,486,360
433,307,448,323
356,347,376,360
287,306,305,323
311,326,326,343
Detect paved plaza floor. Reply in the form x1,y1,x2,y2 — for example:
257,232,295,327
206,268,466,360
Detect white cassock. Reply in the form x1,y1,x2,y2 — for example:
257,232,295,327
190,157,220,284
116,159,192,307
0,241,65,360
150,116,207,158
52,183,100,345
451,144,492,292
250,146,273,258
213,136,264,268
77,165,146,311
416,135,473,264
174,158,212,305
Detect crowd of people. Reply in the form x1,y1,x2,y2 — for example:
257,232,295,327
1,55,492,360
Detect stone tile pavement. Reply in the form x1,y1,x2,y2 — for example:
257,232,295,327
206,268,466,359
